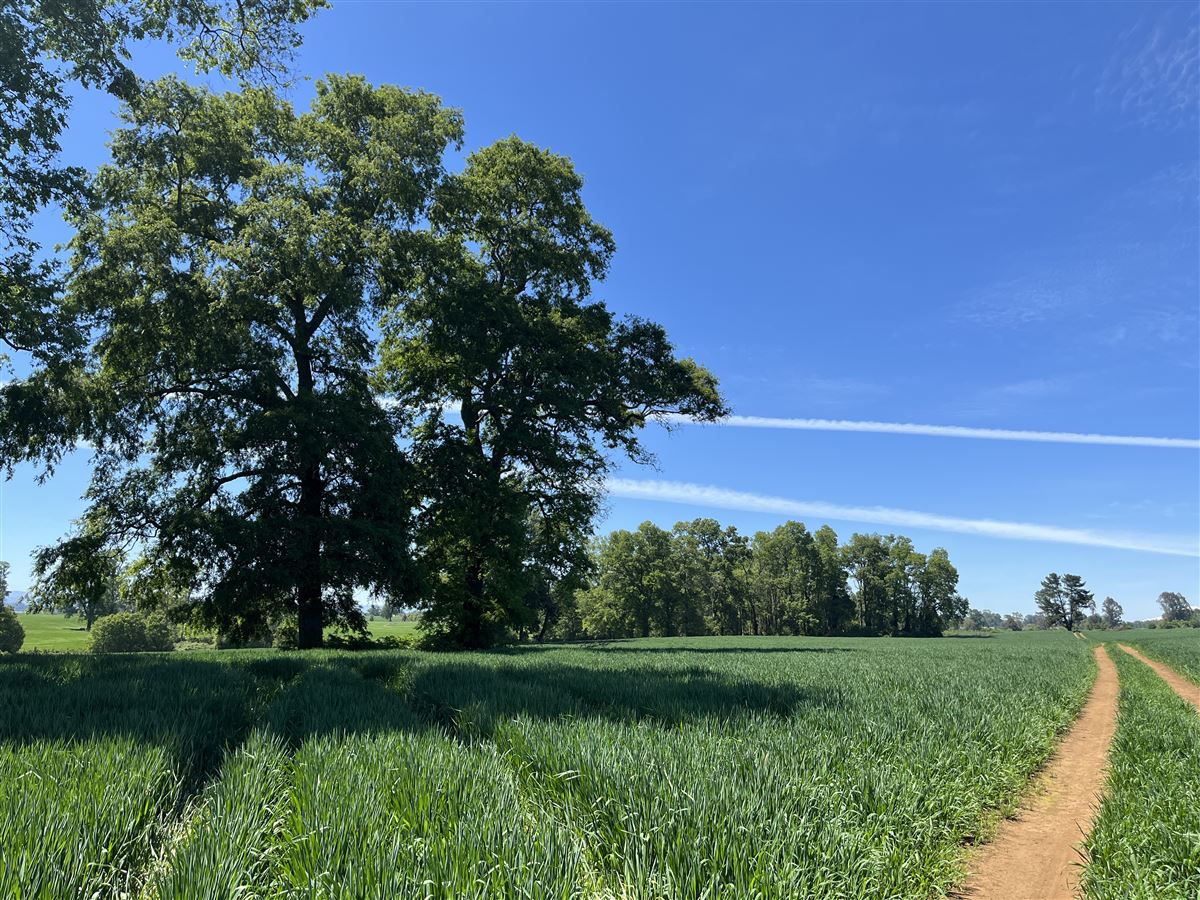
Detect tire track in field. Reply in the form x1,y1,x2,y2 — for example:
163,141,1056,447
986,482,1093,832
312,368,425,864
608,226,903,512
1117,644,1200,713
955,644,1118,900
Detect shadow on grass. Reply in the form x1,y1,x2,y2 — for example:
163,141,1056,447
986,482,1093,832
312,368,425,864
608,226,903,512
573,642,857,655
0,647,837,768
943,634,996,639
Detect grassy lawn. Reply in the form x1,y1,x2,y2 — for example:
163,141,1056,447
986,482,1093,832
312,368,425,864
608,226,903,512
363,617,420,641
13,612,421,652
13,613,93,651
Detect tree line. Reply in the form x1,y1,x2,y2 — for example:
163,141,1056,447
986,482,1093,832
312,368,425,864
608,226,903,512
0,3,725,648
529,518,968,641
961,583,1196,632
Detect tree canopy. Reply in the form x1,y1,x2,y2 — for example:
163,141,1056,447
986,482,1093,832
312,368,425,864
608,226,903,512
7,76,725,648
379,137,726,647
18,76,464,645
1033,572,1094,632
1,0,324,363
565,518,965,641
1157,591,1192,622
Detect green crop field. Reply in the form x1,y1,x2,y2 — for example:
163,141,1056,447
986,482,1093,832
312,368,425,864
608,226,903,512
1083,644,1200,900
1088,628,1200,687
0,631,1108,899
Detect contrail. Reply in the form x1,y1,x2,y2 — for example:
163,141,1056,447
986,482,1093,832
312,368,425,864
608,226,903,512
663,414,1200,449
606,478,1200,558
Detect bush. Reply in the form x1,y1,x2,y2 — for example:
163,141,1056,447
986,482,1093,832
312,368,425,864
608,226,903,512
0,605,24,653
272,617,299,650
89,611,176,654
144,612,177,651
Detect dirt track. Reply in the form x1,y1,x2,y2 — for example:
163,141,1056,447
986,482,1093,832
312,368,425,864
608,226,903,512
1117,644,1200,712
956,645,1119,900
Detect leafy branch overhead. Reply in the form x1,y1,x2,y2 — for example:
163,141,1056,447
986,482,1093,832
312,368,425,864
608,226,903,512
0,0,325,360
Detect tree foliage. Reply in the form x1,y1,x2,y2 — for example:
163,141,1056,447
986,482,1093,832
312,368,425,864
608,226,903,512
17,77,463,646
27,521,125,629
1,0,324,363
8,74,725,649
0,603,23,653
380,137,726,647
1033,572,1095,632
562,518,964,641
1102,596,1123,629
88,610,174,653
1157,591,1192,623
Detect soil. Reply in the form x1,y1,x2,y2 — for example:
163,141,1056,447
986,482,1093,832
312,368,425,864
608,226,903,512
954,645,1119,900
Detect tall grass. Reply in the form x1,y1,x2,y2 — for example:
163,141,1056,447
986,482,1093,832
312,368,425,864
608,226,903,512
1082,646,1200,900
1101,628,1200,686
0,632,1098,898
0,738,176,897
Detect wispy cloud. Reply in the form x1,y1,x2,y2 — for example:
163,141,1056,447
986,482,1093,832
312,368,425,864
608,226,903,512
606,478,1200,558
664,414,1200,449
1097,8,1199,132
955,267,1104,328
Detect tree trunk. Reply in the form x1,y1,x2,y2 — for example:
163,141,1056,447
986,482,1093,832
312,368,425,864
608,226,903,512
461,557,488,649
294,318,324,651
296,461,324,649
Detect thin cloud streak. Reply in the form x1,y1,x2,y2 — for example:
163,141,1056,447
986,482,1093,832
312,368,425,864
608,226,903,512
665,414,1200,449
606,478,1200,558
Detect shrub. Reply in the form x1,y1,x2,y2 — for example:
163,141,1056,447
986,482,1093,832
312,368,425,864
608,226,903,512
0,605,24,653
89,612,176,653
144,612,177,652
272,617,299,650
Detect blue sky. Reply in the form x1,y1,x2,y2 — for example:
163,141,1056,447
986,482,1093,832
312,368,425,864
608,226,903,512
3,1,1198,618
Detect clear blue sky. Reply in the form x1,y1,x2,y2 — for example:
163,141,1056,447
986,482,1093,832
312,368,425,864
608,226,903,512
4,1,1198,618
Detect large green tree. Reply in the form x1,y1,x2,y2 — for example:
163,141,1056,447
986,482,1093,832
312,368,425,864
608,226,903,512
27,521,125,629
749,521,835,635
29,76,462,647
841,533,961,636
381,138,726,647
1101,596,1123,629
1157,591,1192,623
580,522,682,639
912,547,966,636
1,0,323,363
672,518,751,635
1034,572,1094,632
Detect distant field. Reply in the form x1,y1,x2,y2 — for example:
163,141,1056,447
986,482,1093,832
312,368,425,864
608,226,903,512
1087,627,1200,686
0,631,1099,898
12,612,420,652
363,617,420,640
13,612,92,650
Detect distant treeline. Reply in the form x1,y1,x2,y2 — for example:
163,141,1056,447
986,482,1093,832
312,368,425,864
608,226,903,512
534,519,967,641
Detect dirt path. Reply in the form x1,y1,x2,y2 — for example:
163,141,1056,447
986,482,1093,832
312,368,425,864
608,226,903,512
955,645,1119,900
1117,644,1200,712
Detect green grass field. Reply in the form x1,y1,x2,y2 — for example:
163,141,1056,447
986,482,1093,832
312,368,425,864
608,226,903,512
11,612,420,652
1083,644,1200,899
1088,627,1200,686
363,617,420,641
0,630,1103,899
2,628,1197,897
10,611,93,650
